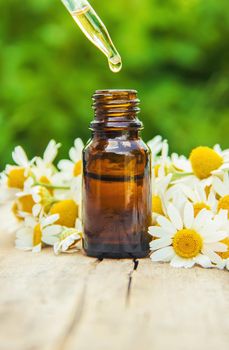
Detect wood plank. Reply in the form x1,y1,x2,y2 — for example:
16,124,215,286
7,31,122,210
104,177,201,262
0,224,228,350
63,258,135,350
128,259,229,350
0,239,98,350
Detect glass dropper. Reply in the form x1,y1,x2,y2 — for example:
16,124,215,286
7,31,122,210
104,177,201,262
61,0,122,72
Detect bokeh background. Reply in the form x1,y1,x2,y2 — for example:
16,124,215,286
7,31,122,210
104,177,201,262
0,0,228,167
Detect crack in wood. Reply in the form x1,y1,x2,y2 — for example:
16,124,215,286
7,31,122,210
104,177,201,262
126,259,139,306
56,258,103,350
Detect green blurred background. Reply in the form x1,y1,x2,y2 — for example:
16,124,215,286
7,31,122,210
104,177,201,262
0,0,228,167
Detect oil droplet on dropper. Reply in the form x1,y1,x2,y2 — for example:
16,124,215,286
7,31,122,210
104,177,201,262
108,55,122,73
62,0,122,73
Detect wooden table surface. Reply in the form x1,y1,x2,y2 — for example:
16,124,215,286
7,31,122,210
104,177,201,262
0,230,228,350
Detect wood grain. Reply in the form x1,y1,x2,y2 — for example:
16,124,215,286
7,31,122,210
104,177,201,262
0,228,228,350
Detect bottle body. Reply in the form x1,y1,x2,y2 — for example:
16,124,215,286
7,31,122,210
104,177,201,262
82,90,152,258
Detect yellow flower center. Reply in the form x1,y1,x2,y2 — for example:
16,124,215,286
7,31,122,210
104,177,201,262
33,224,42,247
50,200,78,228
19,195,35,213
154,165,160,177
73,160,82,177
218,237,229,259
173,229,203,258
39,176,50,185
217,195,229,218
8,167,27,189
12,195,35,219
152,195,164,215
189,146,223,179
193,202,210,217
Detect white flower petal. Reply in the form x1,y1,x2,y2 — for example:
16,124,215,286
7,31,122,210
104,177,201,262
194,254,212,268
42,235,59,246
75,218,83,232
12,146,29,167
183,201,194,229
170,255,195,268
43,225,62,236
167,204,183,230
213,144,222,154
213,210,228,230
149,237,172,250
74,138,84,152
150,246,174,262
62,236,78,251
33,193,41,203
24,177,34,189
41,214,59,227
212,176,227,197
206,242,227,252
202,247,223,265
43,140,61,163
69,148,79,163
147,135,163,158
204,231,228,243
32,204,42,217
24,216,36,228
148,226,172,238
193,209,212,231
156,215,176,235
58,159,74,172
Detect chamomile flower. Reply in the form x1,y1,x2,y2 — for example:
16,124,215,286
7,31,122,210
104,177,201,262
58,138,84,180
5,146,36,190
189,146,229,180
15,177,54,218
172,182,218,216
54,219,83,254
15,213,61,252
149,202,228,268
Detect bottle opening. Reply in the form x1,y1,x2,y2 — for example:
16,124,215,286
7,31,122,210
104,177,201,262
93,89,138,103
91,89,142,131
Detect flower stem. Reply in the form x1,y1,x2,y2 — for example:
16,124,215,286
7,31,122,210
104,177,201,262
34,182,70,190
172,172,193,181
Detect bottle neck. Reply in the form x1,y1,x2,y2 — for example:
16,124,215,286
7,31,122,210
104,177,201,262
90,90,143,132
92,129,140,140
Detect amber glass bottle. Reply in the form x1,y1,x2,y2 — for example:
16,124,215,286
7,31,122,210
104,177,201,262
82,90,152,258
